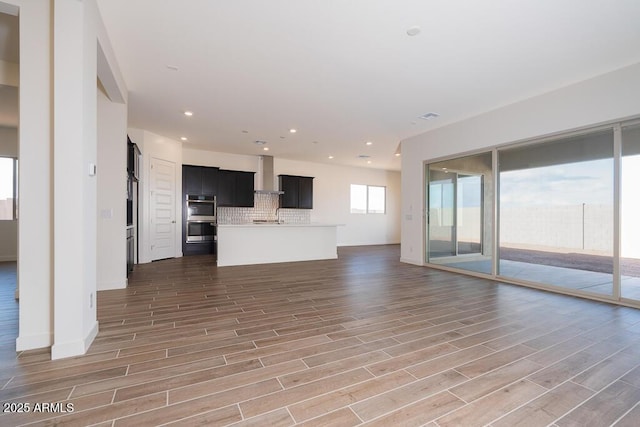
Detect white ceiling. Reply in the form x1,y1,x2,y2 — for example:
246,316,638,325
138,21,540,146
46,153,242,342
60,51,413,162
96,0,640,171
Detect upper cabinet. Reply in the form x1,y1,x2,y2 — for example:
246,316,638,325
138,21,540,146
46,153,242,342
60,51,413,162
182,165,255,207
234,171,255,207
216,169,235,206
279,175,314,209
202,167,219,196
218,169,255,207
183,165,219,196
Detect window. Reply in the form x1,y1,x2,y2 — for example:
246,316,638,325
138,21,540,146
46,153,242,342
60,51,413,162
0,157,17,220
350,184,386,214
498,130,614,296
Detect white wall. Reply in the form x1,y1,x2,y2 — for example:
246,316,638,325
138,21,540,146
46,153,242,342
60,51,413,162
0,126,17,262
129,128,183,263
182,148,401,246
401,62,640,265
97,86,127,290
9,0,54,353
500,205,613,253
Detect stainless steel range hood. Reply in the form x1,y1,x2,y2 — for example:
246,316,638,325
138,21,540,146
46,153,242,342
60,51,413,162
255,155,284,194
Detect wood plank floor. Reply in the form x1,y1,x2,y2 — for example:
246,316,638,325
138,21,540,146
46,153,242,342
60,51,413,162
2,245,640,426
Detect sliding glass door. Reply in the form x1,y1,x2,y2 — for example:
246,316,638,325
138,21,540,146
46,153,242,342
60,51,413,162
425,122,640,306
497,130,614,296
427,152,493,274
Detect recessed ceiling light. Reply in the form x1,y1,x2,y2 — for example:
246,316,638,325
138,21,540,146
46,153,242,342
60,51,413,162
184,111,193,117
289,128,297,134
419,112,440,120
328,156,334,159
366,141,373,146
263,147,269,151
395,153,401,157
367,160,372,164
180,137,188,141
406,26,421,36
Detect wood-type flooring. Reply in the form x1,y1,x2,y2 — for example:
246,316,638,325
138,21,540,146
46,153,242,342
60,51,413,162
1,245,640,426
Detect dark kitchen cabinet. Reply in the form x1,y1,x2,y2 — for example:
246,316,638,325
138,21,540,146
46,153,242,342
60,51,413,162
218,170,255,207
279,175,314,209
216,169,235,206
202,167,219,196
182,165,219,256
126,227,134,276
297,176,314,209
183,165,219,196
183,165,203,195
235,171,255,207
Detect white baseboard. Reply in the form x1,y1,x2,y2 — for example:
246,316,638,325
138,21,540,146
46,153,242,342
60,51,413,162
51,321,99,360
400,257,424,266
84,320,99,351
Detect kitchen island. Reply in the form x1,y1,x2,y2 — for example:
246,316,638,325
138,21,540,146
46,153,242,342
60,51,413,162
217,223,339,266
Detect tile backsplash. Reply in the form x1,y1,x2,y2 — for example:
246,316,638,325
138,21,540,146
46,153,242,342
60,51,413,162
217,193,310,224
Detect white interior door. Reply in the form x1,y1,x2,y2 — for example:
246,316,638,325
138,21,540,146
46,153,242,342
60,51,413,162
150,157,176,260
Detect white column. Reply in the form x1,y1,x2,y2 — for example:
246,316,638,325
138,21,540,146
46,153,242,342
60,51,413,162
15,0,54,352
51,0,98,359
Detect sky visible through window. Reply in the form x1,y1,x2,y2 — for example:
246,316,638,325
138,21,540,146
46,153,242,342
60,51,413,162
498,155,640,258
500,158,614,208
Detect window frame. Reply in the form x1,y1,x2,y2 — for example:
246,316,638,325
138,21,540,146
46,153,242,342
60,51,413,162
350,183,386,214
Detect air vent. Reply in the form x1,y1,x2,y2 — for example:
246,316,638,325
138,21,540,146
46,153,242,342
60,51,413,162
357,155,371,159
419,112,440,120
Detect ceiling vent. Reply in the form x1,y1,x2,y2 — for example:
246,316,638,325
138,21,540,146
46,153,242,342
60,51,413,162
419,112,440,120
